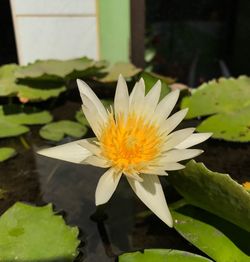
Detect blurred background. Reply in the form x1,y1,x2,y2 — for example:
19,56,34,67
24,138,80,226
1,0,250,86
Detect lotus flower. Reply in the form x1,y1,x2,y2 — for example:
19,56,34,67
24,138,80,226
38,75,211,227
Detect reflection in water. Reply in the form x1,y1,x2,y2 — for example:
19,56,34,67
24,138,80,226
36,154,135,261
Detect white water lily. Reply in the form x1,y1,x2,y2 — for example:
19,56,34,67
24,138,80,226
38,75,211,227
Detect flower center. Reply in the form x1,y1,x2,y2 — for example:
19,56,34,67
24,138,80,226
100,112,162,174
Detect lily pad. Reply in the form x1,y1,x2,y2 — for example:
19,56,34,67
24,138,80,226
181,76,250,142
15,57,107,82
0,64,66,101
40,120,88,141
168,160,250,232
0,106,52,138
173,205,250,262
119,249,212,262
0,147,16,162
98,62,141,82
141,72,172,100
0,202,79,261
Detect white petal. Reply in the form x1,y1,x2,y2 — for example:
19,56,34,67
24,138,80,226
114,75,129,118
142,169,168,176
154,90,180,123
161,149,204,163
162,128,195,151
161,162,185,170
129,78,145,112
37,140,92,163
127,175,173,227
175,133,212,149
144,80,161,109
126,173,144,182
78,138,101,156
77,79,107,120
95,168,122,205
81,96,105,138
160,108,188,135
82,155,110,168
146,162,185,171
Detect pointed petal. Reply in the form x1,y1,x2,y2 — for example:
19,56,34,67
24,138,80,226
129,78,145,113
161,149,204,163
37,140,92,163
154,90,180,123
142,169,168,176
175,133,212,149
162,128,195,151
146,162,185,171
160,108,188,135
127,175,173,227
82,155,110,168
161,162,185,170
78,138,101,156
95,168,122,205
144,80,161,110
81,94,107,138
77,79,107,120
114,75,129,118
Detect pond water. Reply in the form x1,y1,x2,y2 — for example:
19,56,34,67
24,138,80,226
1,103,250,261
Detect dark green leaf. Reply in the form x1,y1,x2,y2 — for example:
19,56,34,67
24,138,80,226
168,160,250,232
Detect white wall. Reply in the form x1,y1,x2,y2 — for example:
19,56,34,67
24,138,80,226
11,0,99,65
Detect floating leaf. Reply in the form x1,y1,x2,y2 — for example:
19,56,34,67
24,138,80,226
0,64,22,96
98,62,141,82
17,85,66,101
75,110,89,127
168,160,250,232
15,57,107,82
0,64,66,101
0,106,52,138
0,147,16,162
119,249,212,262
0,202,79,261
0,120,29,138
173,205,250,262
40,120,88,141
181,76,250,142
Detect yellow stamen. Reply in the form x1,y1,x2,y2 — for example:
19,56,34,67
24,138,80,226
100,112,162,174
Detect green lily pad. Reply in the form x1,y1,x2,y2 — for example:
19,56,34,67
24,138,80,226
0,63,66,101
181,76,250,142
0,147,16,162
0,106,52,138
40,120,88,141
141,71,172,100
168,160,250,232
119,249,212,262
0,202,79,261
15,57,107,82
98,62,141,82
173,205,250,262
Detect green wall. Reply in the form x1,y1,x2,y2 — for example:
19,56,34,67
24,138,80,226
98,0,130,63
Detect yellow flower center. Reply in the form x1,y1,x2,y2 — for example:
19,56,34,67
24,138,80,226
100,113,162,174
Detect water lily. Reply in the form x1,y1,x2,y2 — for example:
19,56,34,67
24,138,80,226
38,75,211,227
